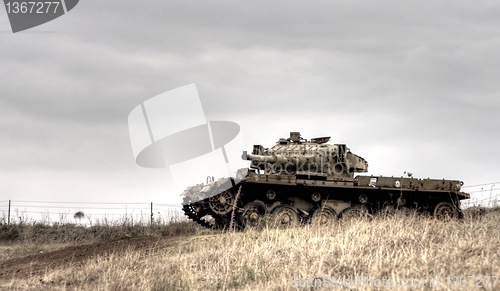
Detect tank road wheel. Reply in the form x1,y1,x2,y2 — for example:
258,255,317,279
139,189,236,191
208,190,234,215
341,206,371,221
433,202,459,220
241,202,266,229
271,206,300,228
310,207,337,226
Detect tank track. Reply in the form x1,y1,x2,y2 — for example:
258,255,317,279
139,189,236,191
181,183,240,229
182,196,214,229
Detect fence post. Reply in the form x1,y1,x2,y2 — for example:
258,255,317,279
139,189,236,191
490,185,495,207
150,202,153,225
8,200,11,225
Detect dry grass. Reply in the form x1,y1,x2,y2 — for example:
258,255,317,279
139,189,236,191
0,219,201,261
1,211,499,290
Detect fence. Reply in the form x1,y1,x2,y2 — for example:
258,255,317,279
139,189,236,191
0,200,185,226
0,183,498,225
460,182,500,209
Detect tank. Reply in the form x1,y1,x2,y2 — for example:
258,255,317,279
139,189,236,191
181,132,470,229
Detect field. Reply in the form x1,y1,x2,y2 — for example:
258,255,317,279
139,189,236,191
0,208,499,290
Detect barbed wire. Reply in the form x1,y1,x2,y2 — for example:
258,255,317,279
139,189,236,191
2,180,498,224
463,196,499,203
462,181,500,188
3,211,182,216
465,191,500,198
154,203,183,208
10,200,152,205
0,200,185,224
8,205,153,210
464,187,499,193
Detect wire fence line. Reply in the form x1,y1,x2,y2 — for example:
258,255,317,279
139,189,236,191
0,200,185,225
460,182,500,209
0,183,498,225
461,181,500,188
461,193,500,208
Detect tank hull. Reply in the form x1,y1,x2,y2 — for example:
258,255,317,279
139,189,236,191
182,170,470,229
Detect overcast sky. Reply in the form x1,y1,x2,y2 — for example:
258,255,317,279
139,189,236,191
1,1,499,206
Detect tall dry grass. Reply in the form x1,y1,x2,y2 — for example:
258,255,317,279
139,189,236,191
1,209,499,290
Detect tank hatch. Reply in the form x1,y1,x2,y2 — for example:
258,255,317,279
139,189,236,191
289,132,301,142
311,136,330,144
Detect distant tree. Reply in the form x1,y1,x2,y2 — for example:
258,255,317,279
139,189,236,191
74,211,85,220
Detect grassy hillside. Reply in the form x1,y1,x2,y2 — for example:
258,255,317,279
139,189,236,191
0,209,499,290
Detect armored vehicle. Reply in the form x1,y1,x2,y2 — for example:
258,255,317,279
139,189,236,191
182,132,470,229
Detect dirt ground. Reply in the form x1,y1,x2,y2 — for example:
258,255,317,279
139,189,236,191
0,236,179,282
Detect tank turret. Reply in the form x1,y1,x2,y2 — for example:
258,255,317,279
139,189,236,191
242,132,368,180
